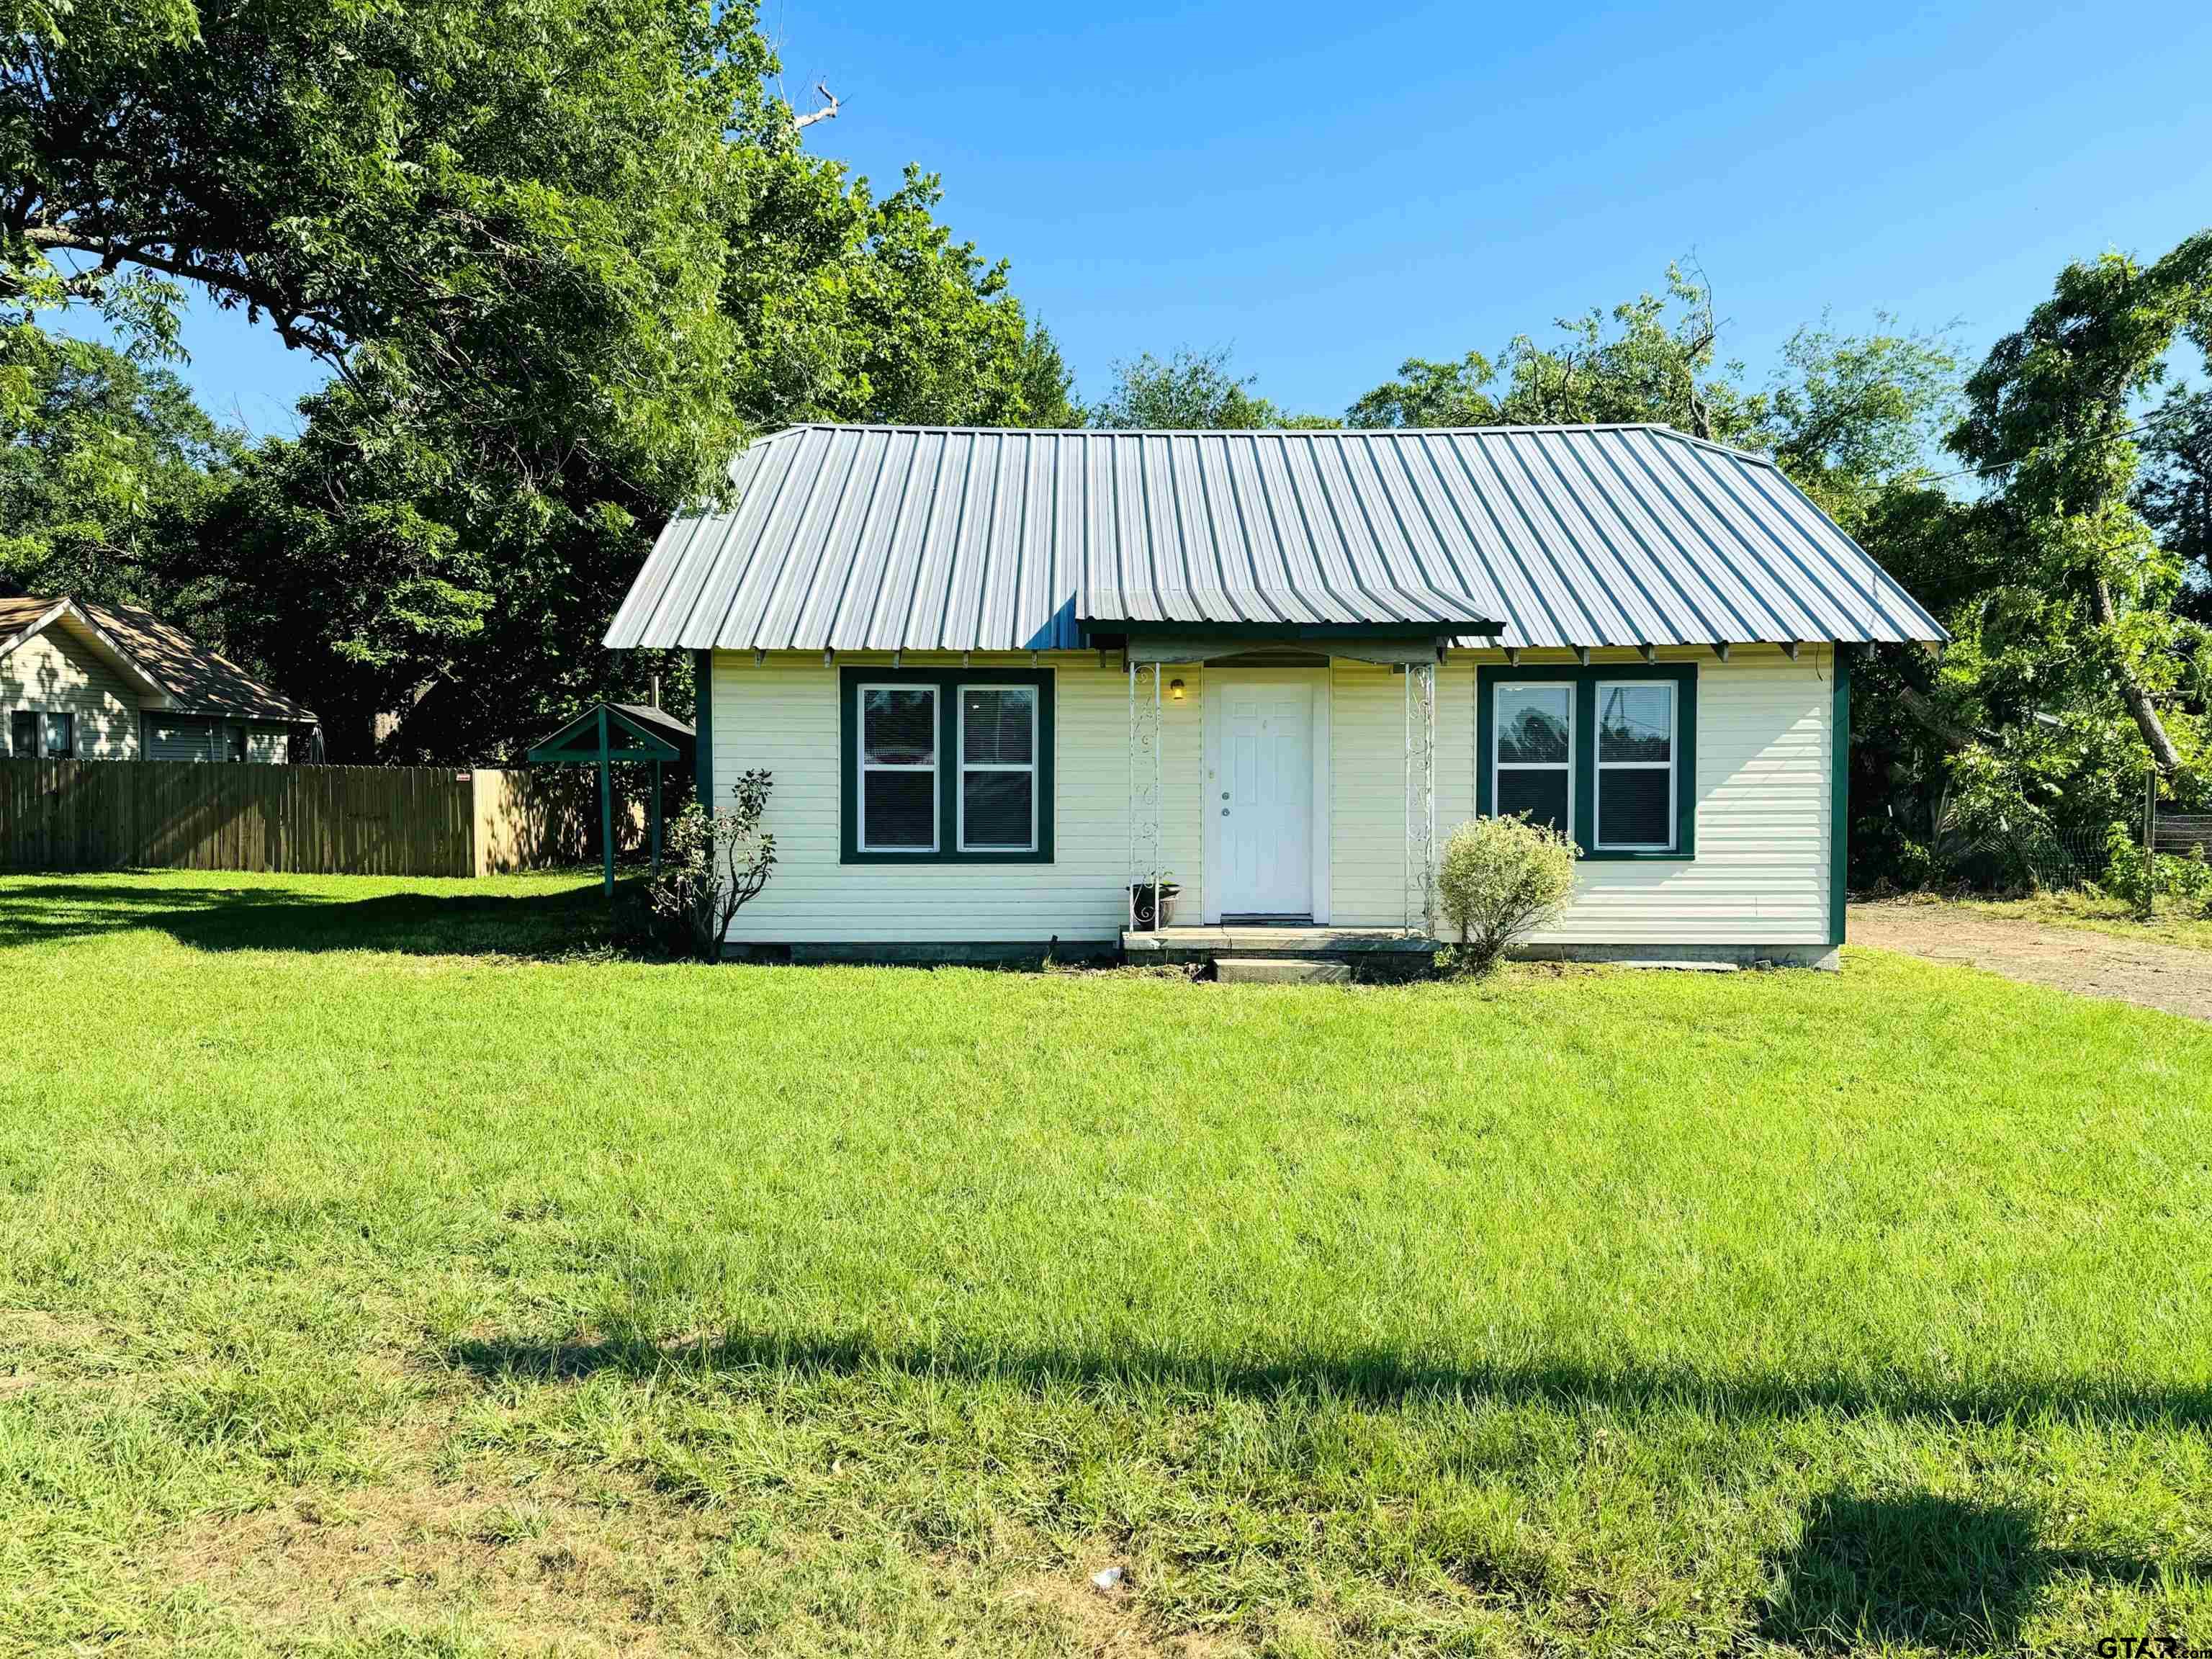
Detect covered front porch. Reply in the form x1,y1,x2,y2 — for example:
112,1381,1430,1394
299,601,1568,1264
1112,629,1460,950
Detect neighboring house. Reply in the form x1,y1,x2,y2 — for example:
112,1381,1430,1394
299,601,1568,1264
606,424,1946,967
0,594,318,763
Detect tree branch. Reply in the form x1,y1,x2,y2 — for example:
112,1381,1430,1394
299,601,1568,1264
2092,572,2188,774
792,82,840,130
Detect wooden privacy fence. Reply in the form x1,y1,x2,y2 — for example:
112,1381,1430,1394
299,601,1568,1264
0,760,623,877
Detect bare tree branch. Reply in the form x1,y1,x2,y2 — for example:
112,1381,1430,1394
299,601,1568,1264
792,81,840,130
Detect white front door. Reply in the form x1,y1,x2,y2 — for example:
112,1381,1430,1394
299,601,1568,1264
1213,678,1318,918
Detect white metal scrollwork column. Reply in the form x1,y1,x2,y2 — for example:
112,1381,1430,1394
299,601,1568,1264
1403,660,1437,935
1128,659,1162,931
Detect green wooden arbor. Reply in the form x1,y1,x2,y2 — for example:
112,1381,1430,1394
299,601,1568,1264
526,703,696,895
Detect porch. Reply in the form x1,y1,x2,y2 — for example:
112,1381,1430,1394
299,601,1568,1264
1120,922,1441,976
1120,640,1447,940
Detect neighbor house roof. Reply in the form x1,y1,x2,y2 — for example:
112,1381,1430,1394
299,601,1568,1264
0,594,317,722
606,423,1948,656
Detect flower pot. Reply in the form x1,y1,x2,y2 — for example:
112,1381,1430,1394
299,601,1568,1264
1130,881,1182,930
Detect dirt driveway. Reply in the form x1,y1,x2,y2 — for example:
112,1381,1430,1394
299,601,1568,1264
1850,901,2212,1024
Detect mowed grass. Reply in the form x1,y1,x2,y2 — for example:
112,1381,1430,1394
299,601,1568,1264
1,871,2209,1658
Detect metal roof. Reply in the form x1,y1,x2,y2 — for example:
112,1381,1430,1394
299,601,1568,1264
606,424,1948,654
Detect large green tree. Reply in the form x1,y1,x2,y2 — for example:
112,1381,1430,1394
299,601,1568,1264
0,325,235,604
1948,237,2212,782
2138,385,2212,623
7,0,757,755
7,0,1074,758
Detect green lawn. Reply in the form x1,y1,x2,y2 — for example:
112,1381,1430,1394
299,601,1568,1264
2,871,2209,1658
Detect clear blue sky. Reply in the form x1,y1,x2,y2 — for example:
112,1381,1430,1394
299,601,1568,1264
105,0,2212,436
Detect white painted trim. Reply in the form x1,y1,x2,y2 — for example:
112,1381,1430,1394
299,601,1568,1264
955,683,1039,853
1593,678,1678,852
855,680,940,853
1200,667,1330,925
1492,680,1575,835
0,600,70,663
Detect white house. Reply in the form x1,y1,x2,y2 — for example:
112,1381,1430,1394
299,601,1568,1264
1,593,318,762
606,424,1946,968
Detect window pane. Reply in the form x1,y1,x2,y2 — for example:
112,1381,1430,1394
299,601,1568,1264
45,713,74,757
863,688,935,765
1599,768,1672,847
963,771,1033,849
1496,685,1571,763
961,687,1034,766
863,770,935,848
1599,685,1671,762
1497,769,1570,835
9,711,35,757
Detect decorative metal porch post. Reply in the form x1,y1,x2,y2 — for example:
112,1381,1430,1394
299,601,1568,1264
1128,658,1162,931
1403,660,1437,935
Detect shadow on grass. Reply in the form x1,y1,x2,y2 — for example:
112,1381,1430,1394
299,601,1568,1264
0,876,635,959
441,1327,2212,1431
1763,1491,2197,1650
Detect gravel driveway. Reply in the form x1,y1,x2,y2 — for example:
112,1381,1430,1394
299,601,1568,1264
1849,900,2212,1024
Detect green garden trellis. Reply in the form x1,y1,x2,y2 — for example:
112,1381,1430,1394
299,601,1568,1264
526,703,695,896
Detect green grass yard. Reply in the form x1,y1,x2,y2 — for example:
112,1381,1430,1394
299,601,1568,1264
2,871,2209,1657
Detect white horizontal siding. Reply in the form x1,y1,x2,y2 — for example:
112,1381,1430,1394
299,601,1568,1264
711,652,1200,943
1501,647,1833,945
711,644,1833,948
1325,658,1475,927
0,620,140,757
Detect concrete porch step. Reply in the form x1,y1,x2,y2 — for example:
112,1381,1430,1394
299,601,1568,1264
1214,956,1354,985
1123,925,1439,966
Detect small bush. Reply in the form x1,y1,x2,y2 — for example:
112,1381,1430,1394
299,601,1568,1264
2101,821,2212,920
1436,814,1580,976
647,770,777,960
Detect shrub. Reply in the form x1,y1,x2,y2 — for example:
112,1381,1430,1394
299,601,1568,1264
647,770,777,960
2101,821,2212,919
1436,814,1580,976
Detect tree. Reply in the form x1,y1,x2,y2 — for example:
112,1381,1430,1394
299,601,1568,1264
1346,352,1498,429
0,324,235,604
1763,315,1960,534
8,0,763,755
1344,268,1959,521
7,1,1080,758
2139,385,2212,622
1949,236,2212,780
721,154,1080,431
1089,346,1335,430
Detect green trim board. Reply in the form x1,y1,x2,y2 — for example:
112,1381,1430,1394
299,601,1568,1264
1830,644,1851,947
839,666,1056,865
693,649,714,811
1475,663,1699,861
526,706,684,765
1081,619,1499,644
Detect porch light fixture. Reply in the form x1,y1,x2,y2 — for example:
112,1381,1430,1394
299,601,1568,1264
1169,678,1186,701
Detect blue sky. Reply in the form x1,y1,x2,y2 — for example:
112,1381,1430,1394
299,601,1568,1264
98,0,2212,436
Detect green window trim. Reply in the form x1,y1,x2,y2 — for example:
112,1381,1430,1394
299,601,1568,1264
1475,663,1699,861
839,666,1056,865
1830,644,1851,947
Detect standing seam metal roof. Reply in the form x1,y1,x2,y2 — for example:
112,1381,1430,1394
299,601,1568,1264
604,424,1948,653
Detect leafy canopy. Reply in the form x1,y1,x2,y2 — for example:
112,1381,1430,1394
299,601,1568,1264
0,325,235,604
6,0,1077,758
